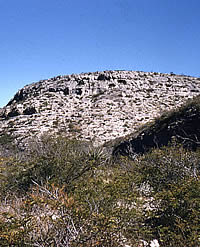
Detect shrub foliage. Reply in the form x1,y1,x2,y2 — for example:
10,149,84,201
0,136,200,246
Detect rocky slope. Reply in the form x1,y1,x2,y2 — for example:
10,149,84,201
1,70,200,149
112,96,200,157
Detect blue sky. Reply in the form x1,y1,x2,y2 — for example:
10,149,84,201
0,0,200,107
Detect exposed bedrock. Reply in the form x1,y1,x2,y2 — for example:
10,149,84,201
113,99,200,157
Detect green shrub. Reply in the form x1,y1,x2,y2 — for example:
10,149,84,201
136,145,200,193
1,136,200,246
134,145,200,246
0,135,107,194
0,166,144,246
145,178,200,246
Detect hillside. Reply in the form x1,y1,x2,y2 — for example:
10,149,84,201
113,96,200,157
0,71,200,246
0,70,200,150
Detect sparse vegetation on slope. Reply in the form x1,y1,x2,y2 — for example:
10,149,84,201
0,136,200,246
0,71,200,246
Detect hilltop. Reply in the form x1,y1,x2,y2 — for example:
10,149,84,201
1,70,200,150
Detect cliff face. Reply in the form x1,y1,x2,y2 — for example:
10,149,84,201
0,70,200,148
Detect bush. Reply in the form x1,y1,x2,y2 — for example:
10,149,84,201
0,136,200,246
0,168,144,246
136,145,200,193
147,178,200,246
0,135,107,194
135,145,200,246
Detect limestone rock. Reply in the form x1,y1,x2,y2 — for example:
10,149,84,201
0,70,200,149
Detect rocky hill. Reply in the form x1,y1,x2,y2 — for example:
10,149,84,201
1,71,200,246
112,95,200,157
1,70,200,149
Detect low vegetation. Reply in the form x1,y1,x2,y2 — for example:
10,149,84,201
0,135,199,246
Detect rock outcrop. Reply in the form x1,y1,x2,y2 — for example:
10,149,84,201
112,96,200,157
0,70,200,149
